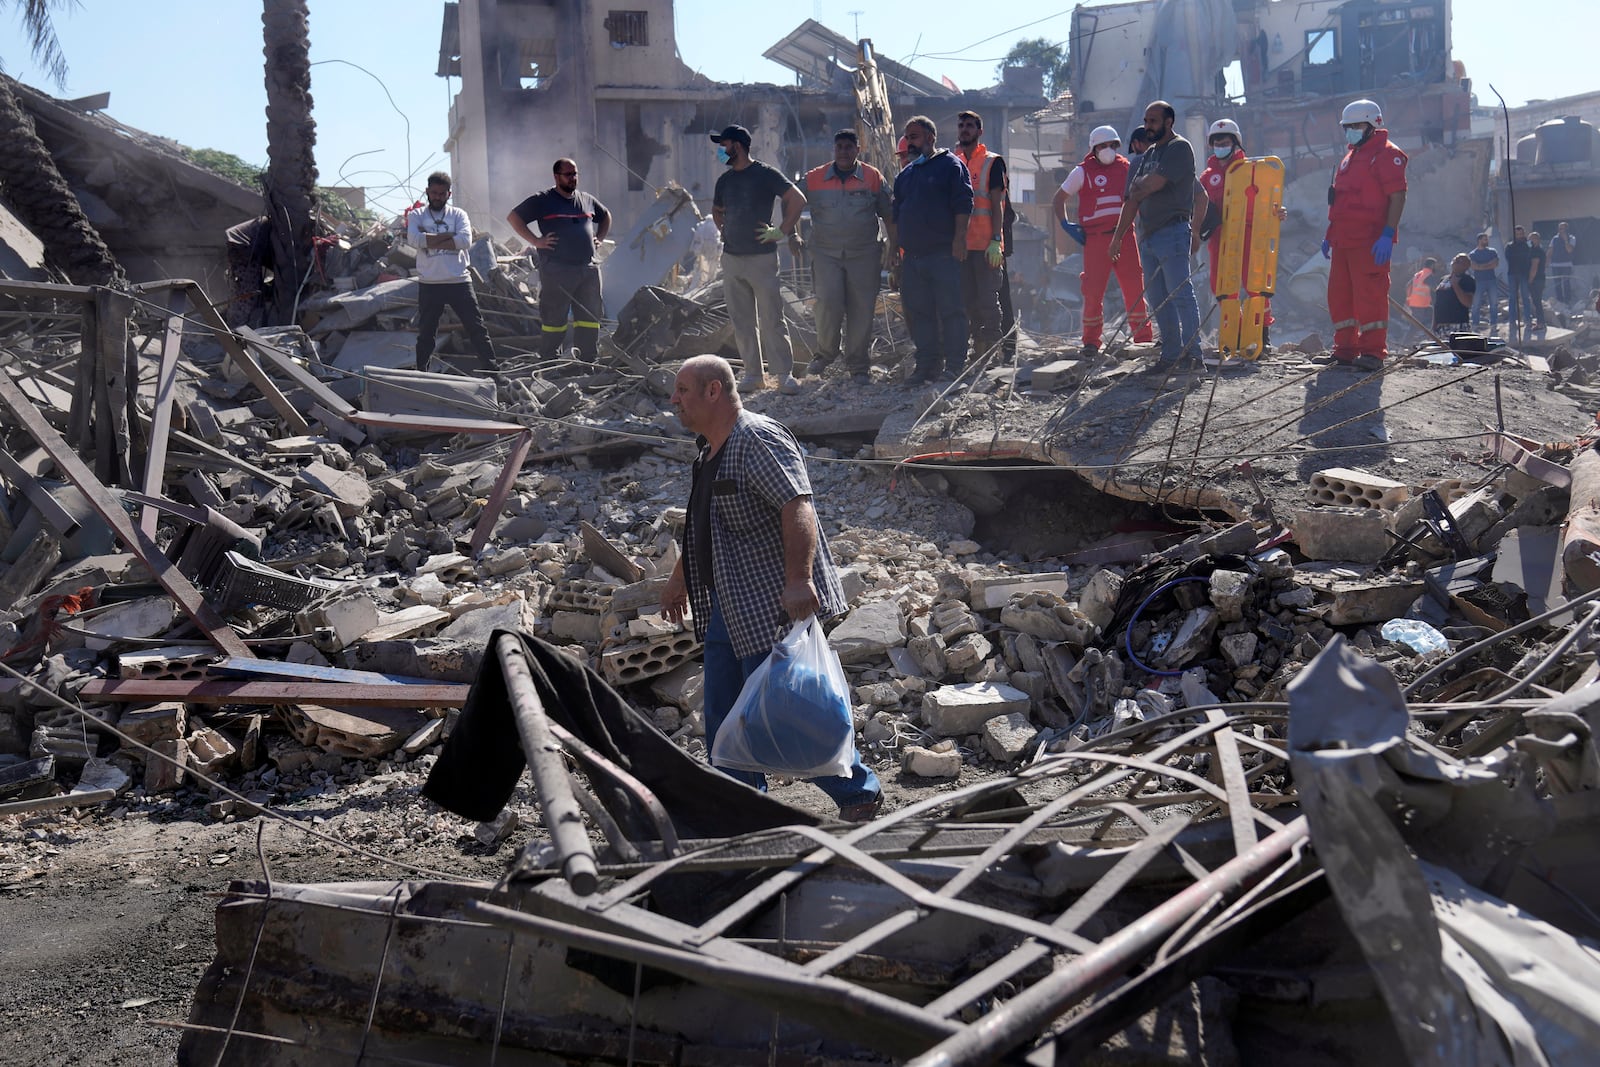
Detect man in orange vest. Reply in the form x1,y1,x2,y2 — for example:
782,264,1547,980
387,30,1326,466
1321,99,1407,370
1053,125,1154,357
1405,256,1437,341
803,130,893,384
953,110,1008,362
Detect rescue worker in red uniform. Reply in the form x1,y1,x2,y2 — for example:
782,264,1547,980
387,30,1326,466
1321,99,1407,370
1194,119,1287,349
1052,125,1154,356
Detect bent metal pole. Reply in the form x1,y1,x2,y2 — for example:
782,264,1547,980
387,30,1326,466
494,634,600,895
906,816,1312,1067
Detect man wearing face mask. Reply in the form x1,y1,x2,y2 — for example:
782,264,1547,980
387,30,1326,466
891,115,973,385
1109,101,1203,373
1320,99,1407,370
1053,126,1153,357
711,125,808,395
1195,119,1287,347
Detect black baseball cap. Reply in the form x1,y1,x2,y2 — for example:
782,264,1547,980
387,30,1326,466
710,125,752,148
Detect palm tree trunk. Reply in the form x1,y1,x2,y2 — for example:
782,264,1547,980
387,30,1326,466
262,0,317,325
0,75,125,287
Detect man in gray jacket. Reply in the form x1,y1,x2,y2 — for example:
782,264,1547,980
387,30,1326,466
803,129,894,383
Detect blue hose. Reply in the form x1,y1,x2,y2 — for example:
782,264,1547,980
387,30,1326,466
1123,575,1213,677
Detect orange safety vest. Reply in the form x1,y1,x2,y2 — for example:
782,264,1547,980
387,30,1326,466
1406,268,1433,308
960,144,1003,251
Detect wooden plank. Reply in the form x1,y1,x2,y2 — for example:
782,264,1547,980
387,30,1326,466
0,369,253,659
0,278,95,301
470,429,534,555
176,283,309,434
94,286,134,487
348,411,526,435
236,325,356,417
131,409,290,488
0,789,117,817
139,288,187,537
78,679,469,708
0,449,80,535
69,300,95,449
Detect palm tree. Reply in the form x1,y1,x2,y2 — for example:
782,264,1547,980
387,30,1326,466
262,0,317,324
0,1,125,286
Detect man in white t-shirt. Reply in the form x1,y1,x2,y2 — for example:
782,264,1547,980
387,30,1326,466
406,171,498,373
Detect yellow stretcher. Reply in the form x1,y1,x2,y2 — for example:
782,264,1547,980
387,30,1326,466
1214,155,1284,360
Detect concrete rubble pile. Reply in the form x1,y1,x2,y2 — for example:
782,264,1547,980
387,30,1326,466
7,266,1600,1059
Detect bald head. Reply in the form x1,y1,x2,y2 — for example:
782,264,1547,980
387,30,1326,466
680,355,737,395
672,355,742,439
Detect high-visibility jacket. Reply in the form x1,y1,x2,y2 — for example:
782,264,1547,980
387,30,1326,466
960,144,1002,250
1327,131,1408,249
1406,267,1434,307
1076,151,1132,235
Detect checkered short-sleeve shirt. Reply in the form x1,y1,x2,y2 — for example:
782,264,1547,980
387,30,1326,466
683,411,847,659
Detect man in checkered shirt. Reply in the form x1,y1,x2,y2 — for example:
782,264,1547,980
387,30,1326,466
662,355,882,821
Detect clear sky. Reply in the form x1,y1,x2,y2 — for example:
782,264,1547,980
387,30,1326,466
1,0,1580,218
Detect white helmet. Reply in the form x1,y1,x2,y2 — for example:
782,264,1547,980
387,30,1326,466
1207,119,1241,142
1088,125,1121,151
1340,99,1382,127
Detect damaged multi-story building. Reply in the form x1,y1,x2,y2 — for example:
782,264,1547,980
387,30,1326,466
433,0,1049,243
1064,0,1469,176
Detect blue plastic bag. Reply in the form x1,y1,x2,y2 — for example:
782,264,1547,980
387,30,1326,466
711,617,854,778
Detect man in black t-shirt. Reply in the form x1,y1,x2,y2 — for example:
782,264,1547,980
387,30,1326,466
1432,253,1475,329
508,158,612,360
711,125,808,394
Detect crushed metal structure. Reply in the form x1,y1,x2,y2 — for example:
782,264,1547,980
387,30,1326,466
175,624,1600,1064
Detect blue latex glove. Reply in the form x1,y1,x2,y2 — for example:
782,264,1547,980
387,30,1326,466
1060,220,1086,245
1371,226,1395,266
1320,237,1331,260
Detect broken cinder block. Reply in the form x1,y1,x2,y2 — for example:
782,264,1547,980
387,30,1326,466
1307,467,1409,510
922,681,1030,736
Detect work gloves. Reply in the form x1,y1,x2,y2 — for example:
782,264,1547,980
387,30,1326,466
1320,236,1331,260
1371,227,1395,266
1059,220,1086,245
755,224,784,244
985,238,1004,268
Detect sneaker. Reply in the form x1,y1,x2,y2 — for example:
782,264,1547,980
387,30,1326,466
739,373,766,392
1353,354,1384,372
905,369,935,386
837,794,883,823
1080,343,1100,358
850,371,872,385
778,375,803,395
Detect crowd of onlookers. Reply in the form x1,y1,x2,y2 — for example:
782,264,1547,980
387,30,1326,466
1404,221,1582,336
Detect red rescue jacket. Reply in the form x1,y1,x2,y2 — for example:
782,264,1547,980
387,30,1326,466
1076,151,1131,235
1327,131,1408,249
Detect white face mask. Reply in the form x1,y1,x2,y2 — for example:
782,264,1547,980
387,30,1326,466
1096,147,1117,165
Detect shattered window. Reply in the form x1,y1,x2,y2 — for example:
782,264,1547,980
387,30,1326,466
606,11,649,47
1305,28,1337,66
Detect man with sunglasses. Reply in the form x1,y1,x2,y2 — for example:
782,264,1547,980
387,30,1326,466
509,159,612,361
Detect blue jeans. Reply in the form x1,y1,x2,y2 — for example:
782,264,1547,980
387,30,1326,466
1470,272,1497,328
1507,275,1534,325
1139,221,1201,364
702,601,880,807
899,252,968,376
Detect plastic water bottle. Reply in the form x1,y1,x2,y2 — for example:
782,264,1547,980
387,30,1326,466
1380,618,1449,655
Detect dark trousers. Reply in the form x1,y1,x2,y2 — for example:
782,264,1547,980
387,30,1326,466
537,261,604,359
416,281,497,372
999,257,1016,358
900,252,968,376
960,253,1004,359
